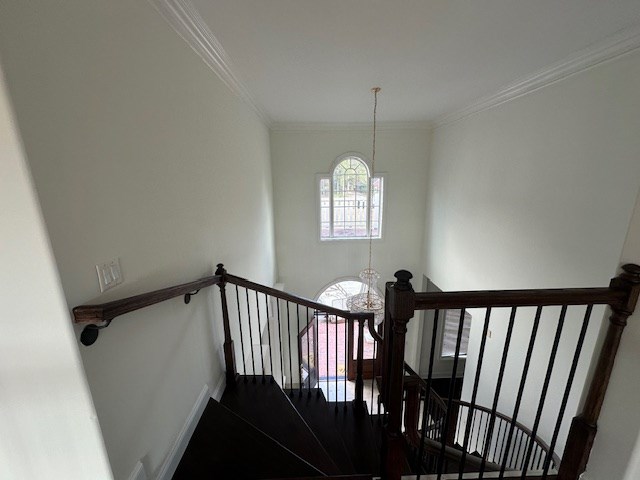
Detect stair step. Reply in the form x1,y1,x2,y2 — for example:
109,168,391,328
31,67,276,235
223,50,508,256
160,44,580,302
173,399,322,479
285,388,356,474
332,402,380,475
221,376,339,475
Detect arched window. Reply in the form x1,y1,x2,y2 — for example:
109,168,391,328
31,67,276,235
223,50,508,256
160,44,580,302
318,153,384,240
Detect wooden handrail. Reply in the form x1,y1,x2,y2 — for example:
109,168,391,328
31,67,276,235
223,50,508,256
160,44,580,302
225,274,370,321
414,287,626,310
402,362,559,469
452,399,561,468
73,274,222,324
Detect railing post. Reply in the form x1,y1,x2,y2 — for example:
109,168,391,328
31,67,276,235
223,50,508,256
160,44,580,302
403,378,421,445
353,315,367,411
216,263,237,386
383,270,415,480
558,263,640,480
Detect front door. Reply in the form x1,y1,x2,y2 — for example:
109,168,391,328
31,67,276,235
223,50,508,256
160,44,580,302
347,319,381,380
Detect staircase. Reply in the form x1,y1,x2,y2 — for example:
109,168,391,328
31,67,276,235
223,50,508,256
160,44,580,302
172,375,382,479
73,262,640,480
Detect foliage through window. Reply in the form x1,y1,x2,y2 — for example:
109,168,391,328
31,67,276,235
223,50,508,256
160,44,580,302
319,154,383,240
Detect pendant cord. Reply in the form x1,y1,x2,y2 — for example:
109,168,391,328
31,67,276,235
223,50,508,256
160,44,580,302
367,87,380,306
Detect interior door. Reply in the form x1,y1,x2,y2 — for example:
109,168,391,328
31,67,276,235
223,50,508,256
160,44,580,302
298,315,319,388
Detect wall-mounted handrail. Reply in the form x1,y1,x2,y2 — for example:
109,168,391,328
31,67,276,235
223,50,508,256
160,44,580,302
72,274,222,345
414,287,626,310
73,275,222,324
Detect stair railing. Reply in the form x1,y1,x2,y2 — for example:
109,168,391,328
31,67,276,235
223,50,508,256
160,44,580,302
402,362,559,476
217,265,374,410
381,264,640,480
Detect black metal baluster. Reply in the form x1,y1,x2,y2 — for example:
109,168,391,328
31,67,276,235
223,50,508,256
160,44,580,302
276,298,285,387
234,285,247,376
479,306,518,478
326,312,329,401
255,291,265,383
495,418,506,464
371,330,376,416
306,306,311,396
264,294,274,382
297,304,302,395
245,288,256,381
458,307,492,478
286,301,293,392
437,309,467,479
542,305,594,478
500,306,543,476
416,309,440,479
335,316,339,407
520,305,568,478
468,409,477,453
344,318,348,406
516,427,526,470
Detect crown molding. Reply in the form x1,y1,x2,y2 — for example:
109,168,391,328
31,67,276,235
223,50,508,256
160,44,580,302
270,121,432,133
149,0,272,126
434,24,640,129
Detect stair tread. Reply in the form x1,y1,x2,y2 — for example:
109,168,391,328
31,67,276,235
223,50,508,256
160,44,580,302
332,402,380,475
221,376,339,475
173,398,322,479
285,388,356,474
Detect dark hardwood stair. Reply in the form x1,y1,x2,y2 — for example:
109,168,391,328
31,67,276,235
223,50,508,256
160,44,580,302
332,402,380,475
285,388,356,474
172,399,322,479
221,376,340,475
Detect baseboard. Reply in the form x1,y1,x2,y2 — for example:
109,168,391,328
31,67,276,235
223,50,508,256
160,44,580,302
211,372,226,401
156,383,211,480
128,461,147,480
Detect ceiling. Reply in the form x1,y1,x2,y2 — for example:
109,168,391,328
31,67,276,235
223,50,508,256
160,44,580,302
189,0,640,125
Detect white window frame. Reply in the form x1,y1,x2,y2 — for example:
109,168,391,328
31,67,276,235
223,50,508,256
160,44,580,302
317,152,386,241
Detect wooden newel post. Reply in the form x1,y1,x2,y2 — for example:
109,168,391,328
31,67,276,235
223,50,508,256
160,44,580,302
558,263,640,480
216,263,237,386
383,270,416,480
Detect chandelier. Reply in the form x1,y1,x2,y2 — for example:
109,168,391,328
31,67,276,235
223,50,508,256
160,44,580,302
346,87,385,325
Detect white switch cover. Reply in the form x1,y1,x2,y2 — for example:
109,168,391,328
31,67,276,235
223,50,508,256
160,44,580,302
96,258,123,292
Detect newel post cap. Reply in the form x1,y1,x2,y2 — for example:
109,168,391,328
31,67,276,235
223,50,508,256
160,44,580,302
621,263,640,283
394,270,413,291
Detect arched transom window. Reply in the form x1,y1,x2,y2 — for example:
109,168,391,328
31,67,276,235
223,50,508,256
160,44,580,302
319,153,384,240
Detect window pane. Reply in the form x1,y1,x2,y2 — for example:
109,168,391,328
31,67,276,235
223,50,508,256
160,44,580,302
321,157,383,240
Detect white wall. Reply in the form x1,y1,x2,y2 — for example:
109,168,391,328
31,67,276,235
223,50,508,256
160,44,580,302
270,127,430,369
0,1,276,479
424,51,640,458
0,62,113,480
586,188,640,480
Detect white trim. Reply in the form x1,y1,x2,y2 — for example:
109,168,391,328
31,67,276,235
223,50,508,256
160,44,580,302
434,24,640,129
270,121,432,132
156,383,212,480
127,461,147,480
148,0,271,125
211,372,226,401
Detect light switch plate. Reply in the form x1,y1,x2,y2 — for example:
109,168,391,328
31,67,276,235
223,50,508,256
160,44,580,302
96,258,123,292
